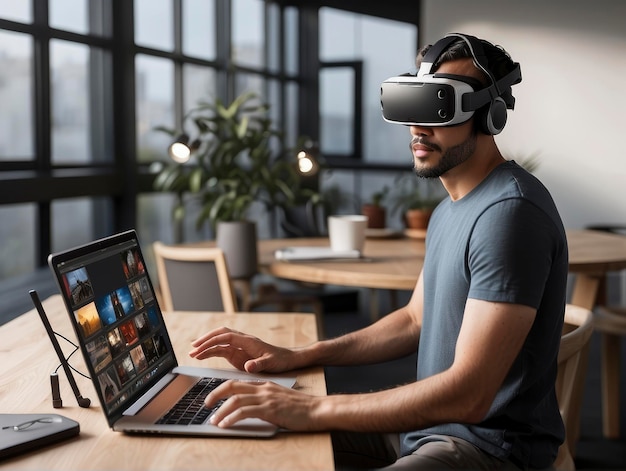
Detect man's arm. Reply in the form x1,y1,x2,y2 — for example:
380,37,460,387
207,299,536,432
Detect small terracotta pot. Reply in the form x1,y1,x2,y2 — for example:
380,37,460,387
404,209,433,229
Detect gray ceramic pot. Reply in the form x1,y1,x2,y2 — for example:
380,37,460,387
216,220,258,280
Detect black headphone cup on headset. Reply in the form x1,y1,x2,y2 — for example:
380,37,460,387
477,94,508,136
380,33,522,136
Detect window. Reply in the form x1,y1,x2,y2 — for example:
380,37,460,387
133,0,303,242
0,1,114,292
0,0,419,316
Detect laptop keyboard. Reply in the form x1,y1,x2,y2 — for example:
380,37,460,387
156,377,226,426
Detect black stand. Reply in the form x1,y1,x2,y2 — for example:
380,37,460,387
29,290,91,408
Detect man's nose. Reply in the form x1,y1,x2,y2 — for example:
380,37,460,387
409,125,433,137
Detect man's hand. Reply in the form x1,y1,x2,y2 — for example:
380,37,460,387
189,327,302,374
205,380,324,431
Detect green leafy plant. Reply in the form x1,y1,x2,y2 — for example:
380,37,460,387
368,185,389,207
153,92,317,231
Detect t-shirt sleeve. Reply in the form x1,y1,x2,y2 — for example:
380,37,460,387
466,198,560,308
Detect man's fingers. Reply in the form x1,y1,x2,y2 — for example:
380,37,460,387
206,381,269,427
191,326,236,346
189,331,256,358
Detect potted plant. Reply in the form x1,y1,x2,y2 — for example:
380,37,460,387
361,186,389,229
389,176,445,231
153,92,317,278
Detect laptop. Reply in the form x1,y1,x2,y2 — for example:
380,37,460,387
48,229,295,437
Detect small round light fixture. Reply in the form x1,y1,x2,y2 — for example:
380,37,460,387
168,134,198,163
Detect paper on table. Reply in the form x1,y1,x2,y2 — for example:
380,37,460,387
275,246,361,261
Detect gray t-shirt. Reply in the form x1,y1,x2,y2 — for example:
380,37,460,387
401,161,568,469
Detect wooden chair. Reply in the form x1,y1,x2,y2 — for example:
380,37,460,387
554,304,594,471
153,242,238,313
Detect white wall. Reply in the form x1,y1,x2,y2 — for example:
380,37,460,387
421,0,626,229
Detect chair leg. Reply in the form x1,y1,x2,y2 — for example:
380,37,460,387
601,332,621,438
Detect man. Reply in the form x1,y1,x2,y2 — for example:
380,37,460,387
189,33,568,470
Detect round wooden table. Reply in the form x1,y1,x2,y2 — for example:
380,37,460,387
259,233,425,291
261,230,626,303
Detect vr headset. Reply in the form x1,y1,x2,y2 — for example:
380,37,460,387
380,33,522,135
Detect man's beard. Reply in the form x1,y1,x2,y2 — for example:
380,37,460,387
411,130,477,179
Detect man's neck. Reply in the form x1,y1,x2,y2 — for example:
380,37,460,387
440,141,505,202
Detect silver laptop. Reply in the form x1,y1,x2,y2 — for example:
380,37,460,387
48,229,294,437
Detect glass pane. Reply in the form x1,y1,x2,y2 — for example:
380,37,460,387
0,204,36,282
320,68,354,155
138,192,177,245
50,0,87,34
0,31,33,160
182,0,215,60
137,193,211,251
284,7,298,75
232,0,263,68
135,0,173,51
320,8,357,60
182,63,216,114
235,73,264,100
51,197,111,253
137,193,175,281
360,16,416,165
0,2,31,22
285,81,298,148
267,79,280,136
319,7,417,164
136,54,174,163
50,40,90,163
266,2,279,73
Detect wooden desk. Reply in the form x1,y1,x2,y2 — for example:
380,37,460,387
0,295,332,470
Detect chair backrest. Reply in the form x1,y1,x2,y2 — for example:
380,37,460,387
152,242,238,313
554,304,594,471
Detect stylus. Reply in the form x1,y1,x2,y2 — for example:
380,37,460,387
30,289,91,408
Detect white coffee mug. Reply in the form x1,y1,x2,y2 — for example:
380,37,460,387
327,215,368,252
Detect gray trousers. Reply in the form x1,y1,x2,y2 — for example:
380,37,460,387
332,432,555,470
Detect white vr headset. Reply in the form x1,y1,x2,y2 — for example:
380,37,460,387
380,33,522,135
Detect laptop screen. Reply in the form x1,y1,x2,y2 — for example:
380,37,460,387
48,230,177,423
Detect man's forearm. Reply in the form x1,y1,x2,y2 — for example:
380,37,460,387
294,307,420,368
